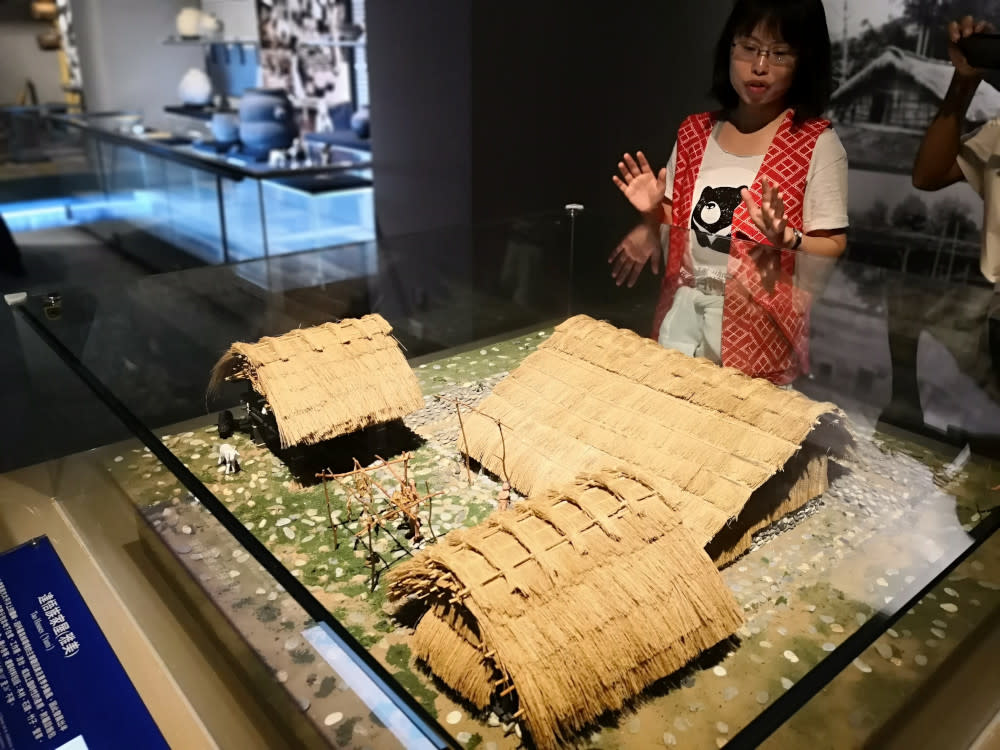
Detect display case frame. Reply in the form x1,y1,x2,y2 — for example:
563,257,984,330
45,112,374,268
7,215,1000,749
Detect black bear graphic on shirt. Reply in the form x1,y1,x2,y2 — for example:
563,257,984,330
690,185,747,254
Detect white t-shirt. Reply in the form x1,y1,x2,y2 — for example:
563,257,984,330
663,123,849,284
957,117,1000,284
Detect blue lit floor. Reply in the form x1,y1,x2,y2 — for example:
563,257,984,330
1,195,149,234
1,186,376,264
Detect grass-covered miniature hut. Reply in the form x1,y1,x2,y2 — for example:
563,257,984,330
460,315,849,564
388,470,744,750
209,314,424,449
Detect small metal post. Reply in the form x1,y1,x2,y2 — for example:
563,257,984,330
564,203,584,315
215,175,230,264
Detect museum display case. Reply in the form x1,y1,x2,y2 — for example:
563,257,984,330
6,216,1000,749
44,111,373,268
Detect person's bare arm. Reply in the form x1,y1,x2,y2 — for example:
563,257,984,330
913,74,979,189
913,16,989,190
799,228,847,258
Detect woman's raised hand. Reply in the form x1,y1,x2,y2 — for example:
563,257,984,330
608,222,661,288
741,177,788,248
613,151,667,220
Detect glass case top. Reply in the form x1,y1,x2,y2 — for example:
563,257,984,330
10,218,1000,749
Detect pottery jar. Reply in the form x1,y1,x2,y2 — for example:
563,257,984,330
199,12,222,37
238,88,298,157
176,7,202,38
210,111,239,144
178,68,212,106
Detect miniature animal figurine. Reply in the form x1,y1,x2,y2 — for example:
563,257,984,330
218,443,240,475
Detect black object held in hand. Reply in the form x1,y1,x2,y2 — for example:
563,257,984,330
958,32,1000,70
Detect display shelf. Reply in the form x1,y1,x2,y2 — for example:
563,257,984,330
163,35,258,46
8,219,1000,749
164,104,218,121
299,39,367,48
162,36,365,47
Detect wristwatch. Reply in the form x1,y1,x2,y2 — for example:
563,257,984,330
789,227,803,250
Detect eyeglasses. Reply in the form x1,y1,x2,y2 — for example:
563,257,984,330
731,40,796,67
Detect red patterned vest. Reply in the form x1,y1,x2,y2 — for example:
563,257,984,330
651,110,829,385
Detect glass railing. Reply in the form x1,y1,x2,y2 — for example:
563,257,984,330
8,214,998,749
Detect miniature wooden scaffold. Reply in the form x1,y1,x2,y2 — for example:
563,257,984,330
435,394,513,511
316,453,443,591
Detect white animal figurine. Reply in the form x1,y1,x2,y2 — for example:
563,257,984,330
218,443,240,475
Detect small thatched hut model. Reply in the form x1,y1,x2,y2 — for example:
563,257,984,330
461,315,849,565
209,315,424,449
388,470,744,750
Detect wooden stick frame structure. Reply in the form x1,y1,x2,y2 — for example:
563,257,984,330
315,453,444,591
435,394,514,508
435,394,473,486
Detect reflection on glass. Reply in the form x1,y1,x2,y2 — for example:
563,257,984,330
10,215,999,749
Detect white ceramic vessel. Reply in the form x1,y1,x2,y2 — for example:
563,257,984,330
176,7,202,38
178,68,213,106
199,12,222,36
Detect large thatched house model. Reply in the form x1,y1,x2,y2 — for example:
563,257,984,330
389,316,850,747
460,315,849,564
209,315,423,449
389,471,744,750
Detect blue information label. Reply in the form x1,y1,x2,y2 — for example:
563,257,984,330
0,536,168,749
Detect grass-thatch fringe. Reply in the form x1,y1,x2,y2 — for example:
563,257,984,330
388,470,744,750
460,315,847,560
208,315,424,449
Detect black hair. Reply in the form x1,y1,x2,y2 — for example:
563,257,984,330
710,0,833,124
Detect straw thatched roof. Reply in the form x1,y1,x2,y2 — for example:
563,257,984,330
831,46,1000,124
388,470,743,750
209,315,423,448
460,315,847,561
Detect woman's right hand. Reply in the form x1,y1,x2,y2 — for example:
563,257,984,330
613,151,667,221
608,222,661,288
948,15,994,79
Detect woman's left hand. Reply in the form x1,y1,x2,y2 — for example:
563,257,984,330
741,178,789,248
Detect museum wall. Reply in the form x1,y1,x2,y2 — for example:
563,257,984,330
365,1,472,237
73,0,202,123
0,20,64,104
367,0,732,236
365,0,732,322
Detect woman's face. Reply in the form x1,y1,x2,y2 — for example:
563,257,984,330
729,22,797,110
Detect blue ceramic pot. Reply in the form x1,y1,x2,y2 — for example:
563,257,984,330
210,111,239,145
238,88,297,157
350,106,370,139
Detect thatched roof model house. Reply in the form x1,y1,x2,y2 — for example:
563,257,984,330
210,315,423,449
460,315,849,565
388,470,744,750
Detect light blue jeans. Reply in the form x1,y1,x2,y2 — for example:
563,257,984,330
657,285,725,364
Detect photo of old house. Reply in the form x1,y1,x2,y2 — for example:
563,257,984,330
822,0,1000,282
